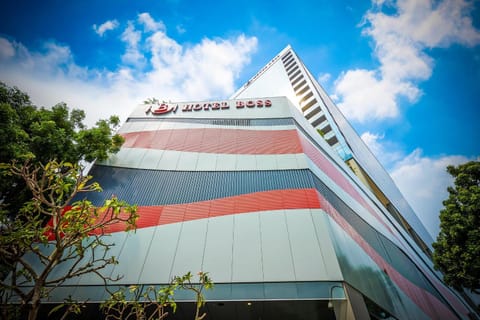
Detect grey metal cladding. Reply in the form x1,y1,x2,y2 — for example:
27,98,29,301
82,166,314,206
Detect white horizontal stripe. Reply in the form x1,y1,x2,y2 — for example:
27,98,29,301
99,148,308,171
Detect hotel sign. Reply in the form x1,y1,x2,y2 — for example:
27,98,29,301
146,99,272,115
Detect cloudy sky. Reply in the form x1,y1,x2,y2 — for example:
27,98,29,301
0,0,479,240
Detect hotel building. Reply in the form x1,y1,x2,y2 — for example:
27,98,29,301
39,46,478,319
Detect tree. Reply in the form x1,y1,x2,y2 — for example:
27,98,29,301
0,160,138,320
101,271,213,320
0,82,125,218
433,160,480,293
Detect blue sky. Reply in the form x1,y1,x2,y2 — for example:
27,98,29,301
0,0,479,239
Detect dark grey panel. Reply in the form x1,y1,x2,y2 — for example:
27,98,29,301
83,167,315,206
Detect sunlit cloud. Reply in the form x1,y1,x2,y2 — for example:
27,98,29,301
138,12,165,32
317,72,331,85
0,12,258,127
334,69,419,121
360,131,404,168
334,0,480,123
361,130,474,238
0,37,15,59
390,150,472,238
93,19,119,37
120,21,146,68
335,0,480,236
176,24,186,34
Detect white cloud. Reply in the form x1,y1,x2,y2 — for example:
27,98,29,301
362,131,388,162
370,0,480,48
0,13,258,128
360,130,476,239
176,24,186,34
335,69,418,122
138,12,165,32
360,131,405,169
335,0,480,242
0,37,15,59
317,72,331,85
120,21,146,67
334,0,480,123
390,149,471,238
93,19,119,37
121,21,141,48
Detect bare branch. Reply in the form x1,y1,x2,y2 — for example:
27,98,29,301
1,160,138,319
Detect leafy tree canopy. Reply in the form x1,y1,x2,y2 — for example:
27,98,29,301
0,82,124,216
433,160,480,293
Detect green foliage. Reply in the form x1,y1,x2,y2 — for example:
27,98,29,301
143,97,159,105
76,116,125,162
0,160,138,320
432,160,480,293
173,271,213,320
0,82,124,218
101,271,214,320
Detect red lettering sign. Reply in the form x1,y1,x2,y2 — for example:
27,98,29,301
182,104,193,112
150,100,272,115
152,104,178,115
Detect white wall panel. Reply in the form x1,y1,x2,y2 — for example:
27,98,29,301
140,223,182,283
170,219,208,278
232,213,263,282
195,153,218,171
260,211,296,281
256,154,277,170
156,150,182,170
176,151,199,170
108,228,156,284
285,210,335,281
138,148,164,169
235,154,256,170
202,216,234,282
215,154,237,171
276,154,298,169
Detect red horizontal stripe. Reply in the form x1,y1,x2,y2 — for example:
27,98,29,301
93,188,321,234
122,128,303,154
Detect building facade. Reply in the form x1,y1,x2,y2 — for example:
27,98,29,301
40,47,477,319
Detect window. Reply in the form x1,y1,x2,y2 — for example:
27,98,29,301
301,98,317,112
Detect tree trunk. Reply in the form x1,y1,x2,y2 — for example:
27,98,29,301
27,285,42,320
27,303,39,320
